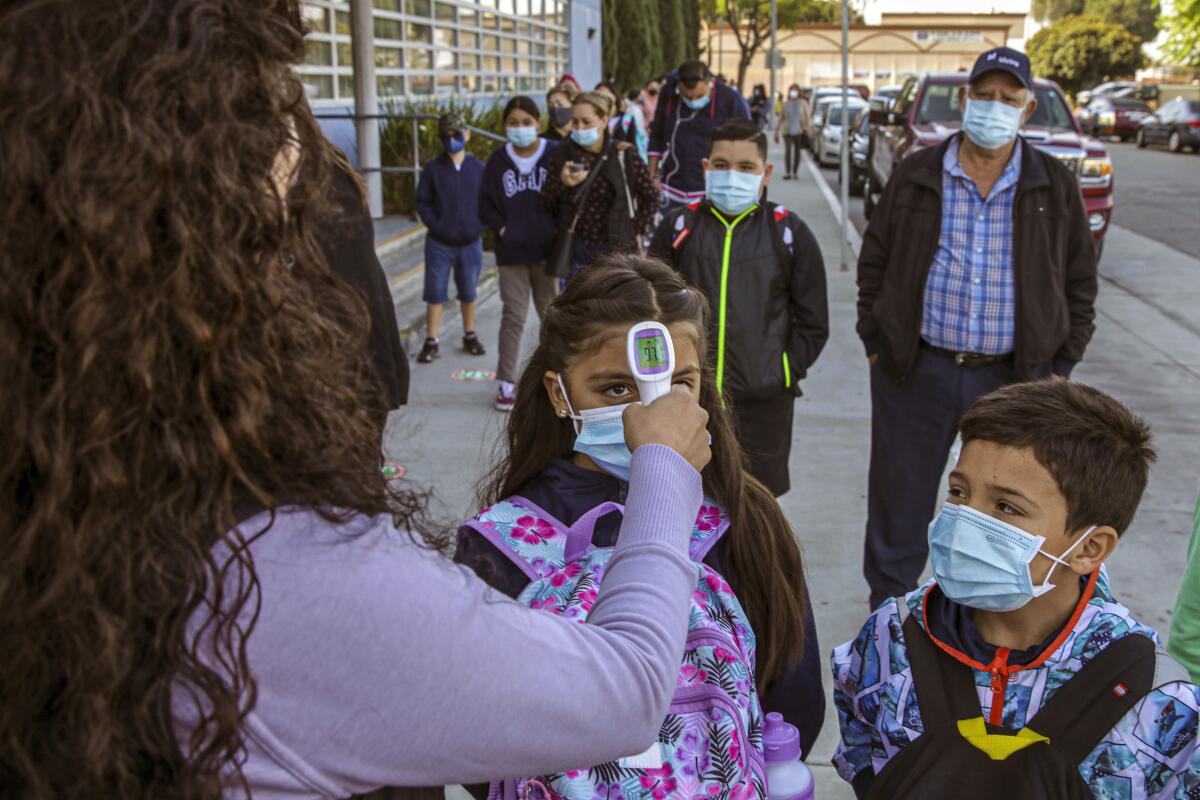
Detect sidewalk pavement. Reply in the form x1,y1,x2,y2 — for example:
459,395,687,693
383,150,1200,800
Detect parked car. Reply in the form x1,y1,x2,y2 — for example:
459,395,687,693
1136,98,1200,152
875,85,903,105
1077,81,1139,106
1077,96,1154,141
816,99,868,167
805,92,846,150
865,72,1115,260
845,107,871,196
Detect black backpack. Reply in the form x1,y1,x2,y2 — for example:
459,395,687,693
866,614,1187,799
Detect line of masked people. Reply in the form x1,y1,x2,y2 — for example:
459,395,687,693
10,5,1200,800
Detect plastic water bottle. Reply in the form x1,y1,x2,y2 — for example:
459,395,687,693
764,712,815,800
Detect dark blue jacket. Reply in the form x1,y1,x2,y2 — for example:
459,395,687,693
415,153,484,246
478,139,558,266
648,77,751,204
453,457,826,758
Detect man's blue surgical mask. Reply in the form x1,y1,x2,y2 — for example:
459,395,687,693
683,90,711,111
558,374,632,481
928,502,1097,612
570,126,602,148
706,169,763,217
506,126,538,148
962,97,1025,150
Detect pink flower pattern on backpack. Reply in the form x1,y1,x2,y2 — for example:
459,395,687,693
460,497,766,800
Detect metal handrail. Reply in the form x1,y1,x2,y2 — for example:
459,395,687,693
313,110,504,183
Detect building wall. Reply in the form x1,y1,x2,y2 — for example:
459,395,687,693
298,0,574,106
568,0,602,90
711,23,1011,96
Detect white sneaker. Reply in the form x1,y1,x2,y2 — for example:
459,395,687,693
495,382,516,412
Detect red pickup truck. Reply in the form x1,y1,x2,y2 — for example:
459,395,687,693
865,73,1115,261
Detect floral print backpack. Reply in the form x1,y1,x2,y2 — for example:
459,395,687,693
458,496,767,800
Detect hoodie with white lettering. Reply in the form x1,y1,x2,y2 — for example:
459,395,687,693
479,138,559,266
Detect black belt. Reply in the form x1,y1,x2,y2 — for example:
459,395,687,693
920,340,1014,369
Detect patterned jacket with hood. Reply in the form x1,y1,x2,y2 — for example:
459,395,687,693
832,569,1200,799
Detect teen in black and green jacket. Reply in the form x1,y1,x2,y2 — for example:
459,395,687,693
650,119,829,496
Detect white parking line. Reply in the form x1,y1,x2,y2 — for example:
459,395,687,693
802,150,862,259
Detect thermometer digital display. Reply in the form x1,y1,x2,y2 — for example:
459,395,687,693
627,322,675,405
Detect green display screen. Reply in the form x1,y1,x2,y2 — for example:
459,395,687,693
637,335,667,370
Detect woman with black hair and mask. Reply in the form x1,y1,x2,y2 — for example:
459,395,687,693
479,95,560,412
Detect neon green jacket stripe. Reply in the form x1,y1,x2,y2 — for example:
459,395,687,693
711,205,757,397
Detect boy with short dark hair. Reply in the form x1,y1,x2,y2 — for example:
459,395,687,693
832,380,1200,799
415,112,487,363
649,118,829,497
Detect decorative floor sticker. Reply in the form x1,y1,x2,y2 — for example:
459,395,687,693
450,368,496,382
382,462,407,480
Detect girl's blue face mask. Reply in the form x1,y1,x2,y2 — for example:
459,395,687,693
506,126,538,148
557,374,633,481
928,502,1096,612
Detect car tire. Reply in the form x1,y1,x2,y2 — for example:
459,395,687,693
863,173,875,220
1169,131,1182,152
1136,129,1146,148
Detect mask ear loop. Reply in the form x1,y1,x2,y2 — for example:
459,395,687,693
555,373,583,435
1036,525,1098,594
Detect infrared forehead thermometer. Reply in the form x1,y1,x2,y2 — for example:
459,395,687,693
627,322,675,405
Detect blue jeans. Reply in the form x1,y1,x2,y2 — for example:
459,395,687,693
423,238,483,304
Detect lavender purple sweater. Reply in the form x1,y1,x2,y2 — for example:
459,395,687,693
174,445,701,798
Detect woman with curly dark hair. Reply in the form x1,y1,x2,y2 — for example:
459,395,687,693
0,1,711,797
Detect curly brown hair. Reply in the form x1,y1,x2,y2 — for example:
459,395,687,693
0,1,424,796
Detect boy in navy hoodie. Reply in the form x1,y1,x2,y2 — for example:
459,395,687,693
479,96,559,411
415,113,486,363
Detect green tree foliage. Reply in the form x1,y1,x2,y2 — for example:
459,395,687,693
1082,0,1160,42
682,0,701,60
1032,0,1085,22
602,0,666,91
722,0,842,92
659,0,689,75
1161,0,1200,66
1028,15,1145,98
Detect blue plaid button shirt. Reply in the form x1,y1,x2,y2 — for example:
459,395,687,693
920,136,1021,355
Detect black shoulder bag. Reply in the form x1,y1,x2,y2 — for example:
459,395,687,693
545,150,610,278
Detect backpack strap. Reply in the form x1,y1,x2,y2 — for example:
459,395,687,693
902,612,982,733
564,501,625,561
670,202,703,251
770,204,795,259
689,500,731,562
459,497,572,580
1026,632,1159,765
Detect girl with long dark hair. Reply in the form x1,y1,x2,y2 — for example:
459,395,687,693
459,255,826,755
1,2,714,796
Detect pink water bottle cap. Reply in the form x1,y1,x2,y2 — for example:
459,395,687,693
763,711,801,763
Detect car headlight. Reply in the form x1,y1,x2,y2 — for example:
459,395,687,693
1079,156,1112,188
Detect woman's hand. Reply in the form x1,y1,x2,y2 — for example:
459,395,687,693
623,387,710,473
562,162,587,188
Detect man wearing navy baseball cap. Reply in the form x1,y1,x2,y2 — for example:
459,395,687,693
854,45,1098,610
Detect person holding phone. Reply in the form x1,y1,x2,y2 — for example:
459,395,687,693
541,91,659,284
0,2,717,796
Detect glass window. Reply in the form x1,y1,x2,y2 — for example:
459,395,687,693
460,31,479,49
302,4,329,32
461,74,481,92
375,46,402,68
481,11,498,28
482,34,499,51
518,21,532,37
410,74,434,95
304,40,332,67
499,0,515,13
373,0,401,9
434,27,456,47
518,76,537,92
915,83,959,124
374,18,402,40
338,76,354,98
500,76,515,92
336,42,353,67
516,38,530,55
409,0,431,15
482,55,499,73
435,2,456,22
435,50,457,70
377,75,405,98
407,47,432,69
436,73,456,94
335,10,350,34
460,7,478,26
502,57,517,73
407,22,433,43
302,74,333,100
517,57,530,73
460,53,480,71
500,16,516,33
499,37,515,53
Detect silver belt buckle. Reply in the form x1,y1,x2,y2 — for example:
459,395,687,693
955,352,967,366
